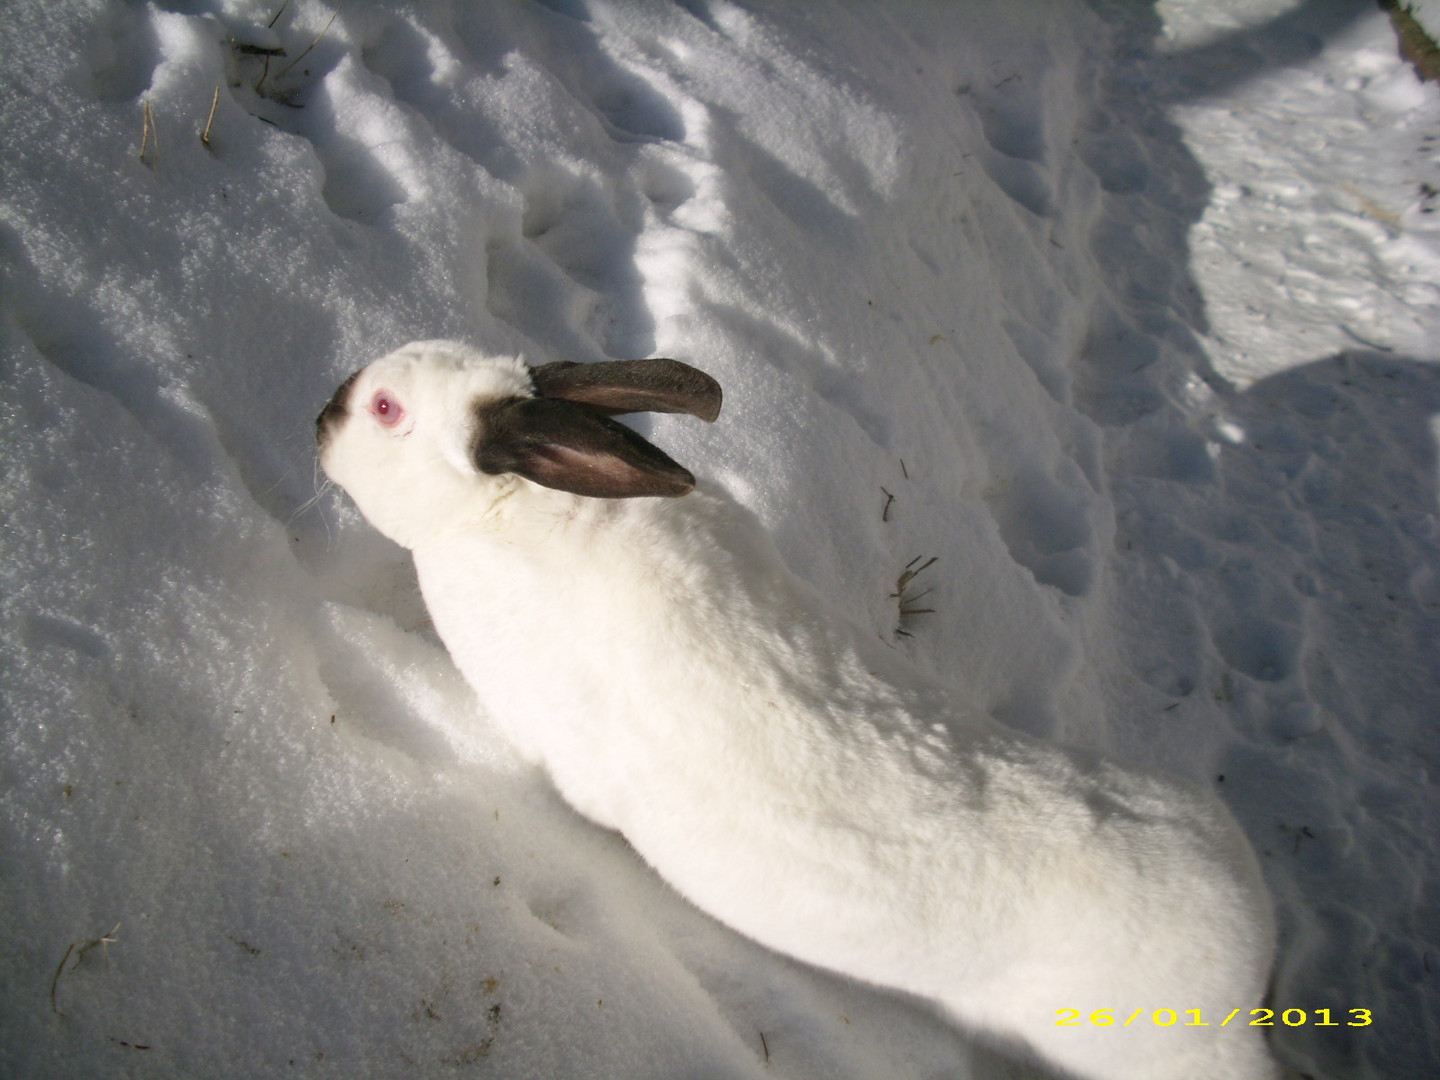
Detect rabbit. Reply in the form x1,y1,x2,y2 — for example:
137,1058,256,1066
317,340,1283,1080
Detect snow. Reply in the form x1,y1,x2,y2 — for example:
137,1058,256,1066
1,1,1436,1078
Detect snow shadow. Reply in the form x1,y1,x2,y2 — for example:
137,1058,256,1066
1142,0,1379,103
1210,351,1440,744
1210,355,1440,1080
1077,3,1439,1076
0,223,218,477
1080,0,1375,371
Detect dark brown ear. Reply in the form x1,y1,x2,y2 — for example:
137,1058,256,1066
529,358,722,423
473,397,696,498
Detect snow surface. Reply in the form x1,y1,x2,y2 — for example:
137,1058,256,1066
1,1,1437,1077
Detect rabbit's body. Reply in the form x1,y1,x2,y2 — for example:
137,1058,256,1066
319,343,1282,1080
420,484,1277,1080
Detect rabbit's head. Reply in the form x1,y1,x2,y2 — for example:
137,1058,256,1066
316,340,721,548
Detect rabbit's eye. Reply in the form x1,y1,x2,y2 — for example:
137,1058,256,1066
370,391,404,427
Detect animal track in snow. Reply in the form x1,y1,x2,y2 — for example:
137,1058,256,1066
486,165,657,360
359,16,523,183
635,157,699,218
224,25,408,224
472,0,687,147
972,73,1047,164
588,62,687,144
722,113,861,240
531,5,687,144
1075,306,1170,427
1209,615,1302,684
958,68,1053,217
358,3,707,359
1078,129,1152,196
703,299,894,450
21,612,111,663
984,465,1097,598
1001,317,1070,404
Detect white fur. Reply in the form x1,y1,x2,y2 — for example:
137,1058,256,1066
319,341,1282,1080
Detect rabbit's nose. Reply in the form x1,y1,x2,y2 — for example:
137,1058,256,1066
316,369,362,446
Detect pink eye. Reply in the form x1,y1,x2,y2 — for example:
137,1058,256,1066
370,390,404,427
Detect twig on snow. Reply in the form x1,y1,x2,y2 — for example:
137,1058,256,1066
138,100,157,166
51,922,121,1016
893,555,939,636
200,86,220,148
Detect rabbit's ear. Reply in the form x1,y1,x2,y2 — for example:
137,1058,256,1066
474,397,696,498
530,359,722,423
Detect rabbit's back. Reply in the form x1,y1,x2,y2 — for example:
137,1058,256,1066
414,482,1278,1079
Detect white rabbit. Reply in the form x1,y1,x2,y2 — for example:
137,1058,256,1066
317,340,1282,1080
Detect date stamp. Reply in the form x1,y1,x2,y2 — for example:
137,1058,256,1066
1055,1008,1372,1028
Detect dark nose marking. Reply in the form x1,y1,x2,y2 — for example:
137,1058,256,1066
316,370,361,447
